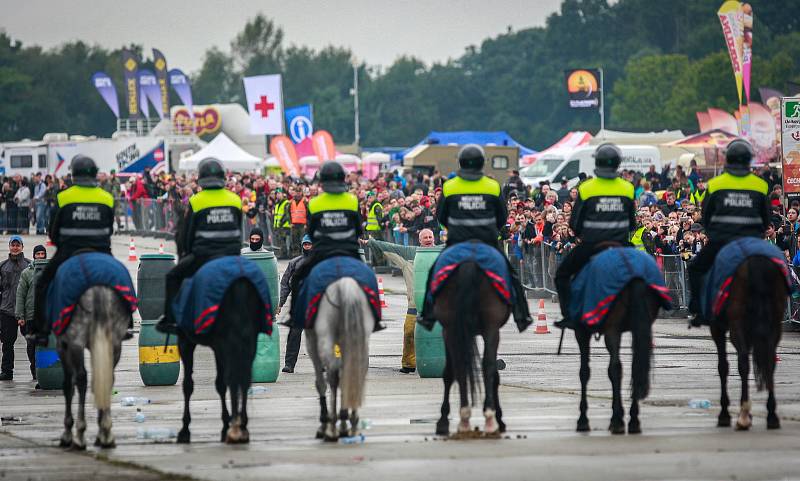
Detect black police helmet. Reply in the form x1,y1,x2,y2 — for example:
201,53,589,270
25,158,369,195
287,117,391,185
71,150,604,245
593,143,622,179
197,158,226,189
457,144,485,181
725,139,754,176
71,155,99,187
319,161,347,193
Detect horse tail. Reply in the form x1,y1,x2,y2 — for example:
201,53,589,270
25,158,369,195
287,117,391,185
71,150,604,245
219,278,264,388
629,279,653,400
86,286,127,413
747,258,782,391
453,261,481,406
338,277,370,410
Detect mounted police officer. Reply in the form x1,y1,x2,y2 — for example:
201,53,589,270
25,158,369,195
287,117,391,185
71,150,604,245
287,161,374,326
420,144,532,332
687,139,769,327
28,155,127,346
554,143,636,328
157,158,243,334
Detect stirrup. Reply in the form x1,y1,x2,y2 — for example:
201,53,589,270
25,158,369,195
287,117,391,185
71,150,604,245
155,315,178,335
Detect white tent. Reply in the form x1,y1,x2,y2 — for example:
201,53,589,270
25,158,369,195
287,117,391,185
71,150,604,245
178,132,264,171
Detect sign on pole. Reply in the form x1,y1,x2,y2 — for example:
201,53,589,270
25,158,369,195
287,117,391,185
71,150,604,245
285,104,314,144
564,69,601,109
243,74,284,135
781,97,800,203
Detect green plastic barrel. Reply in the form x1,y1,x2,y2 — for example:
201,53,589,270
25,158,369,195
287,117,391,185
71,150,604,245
36,334,63,390
243,251,281,383
139,319,180,386
413,246,446,378
137,254,176,320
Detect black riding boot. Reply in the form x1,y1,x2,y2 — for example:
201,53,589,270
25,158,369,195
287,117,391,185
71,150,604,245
510,271,532,332
688,270,707,327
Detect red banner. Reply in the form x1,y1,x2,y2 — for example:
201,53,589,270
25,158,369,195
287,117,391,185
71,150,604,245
312,130,336,162
269,136,299,176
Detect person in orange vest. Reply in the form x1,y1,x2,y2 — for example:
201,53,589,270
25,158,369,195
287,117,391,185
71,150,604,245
288,187,308,257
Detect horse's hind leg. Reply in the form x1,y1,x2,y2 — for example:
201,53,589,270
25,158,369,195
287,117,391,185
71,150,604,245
712,324,731,427
482,330,500,436
576,329,591,432
455,357,470,434
766,346,780,430
214,353,231,442
735,346,752,431
436,355,454,436
73,351,88,450
306,330,329,439
177,338,196,444
605,330,625,435
58,348,75,448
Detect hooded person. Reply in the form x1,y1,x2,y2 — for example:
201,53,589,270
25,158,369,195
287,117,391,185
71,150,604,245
276,234,313,373
242,227,268,254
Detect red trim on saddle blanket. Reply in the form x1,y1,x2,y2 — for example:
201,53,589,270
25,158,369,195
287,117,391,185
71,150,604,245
580,284,672,327
431,262,511,303
53,285,138,336
304,285,381,329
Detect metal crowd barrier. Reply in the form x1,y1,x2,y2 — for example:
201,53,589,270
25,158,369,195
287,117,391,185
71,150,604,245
654,254,689,317
518,241,560,296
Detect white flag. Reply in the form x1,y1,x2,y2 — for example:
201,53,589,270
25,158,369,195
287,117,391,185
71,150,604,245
243,74,284,135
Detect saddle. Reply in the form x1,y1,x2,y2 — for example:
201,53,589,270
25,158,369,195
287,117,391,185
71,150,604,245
568,247,671,331
48,253,137,336
172,256,272,336
701,238,789,322
292,256,381,330
430,241,512,304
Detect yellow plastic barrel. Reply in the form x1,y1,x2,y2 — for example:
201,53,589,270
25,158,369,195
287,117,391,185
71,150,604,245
138,319,180,386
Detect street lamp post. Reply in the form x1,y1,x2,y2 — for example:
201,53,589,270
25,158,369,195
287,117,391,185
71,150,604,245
351,63,360,146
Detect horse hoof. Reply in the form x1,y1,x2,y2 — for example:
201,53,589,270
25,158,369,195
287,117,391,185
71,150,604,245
717,415,732,428
767,417,781,430
59,438,72,448
323,434,338,443
735,422,751,431
627,421,641,434
576,420,590,432
608,421,625,435
240,429,250,444
498,420,507,433
71,441,87,451
96,439,115,449
177,431,191,444
435,421,449,436
315,428,325,439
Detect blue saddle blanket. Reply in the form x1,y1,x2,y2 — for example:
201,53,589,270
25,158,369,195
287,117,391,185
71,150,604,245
570,248,672,329
293,256,381,329
430,242,512,304
48,253,137,336
173,256,272,335
702,238,789,321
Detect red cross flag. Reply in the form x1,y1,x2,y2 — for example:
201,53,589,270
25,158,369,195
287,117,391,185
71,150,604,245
243,74,284,135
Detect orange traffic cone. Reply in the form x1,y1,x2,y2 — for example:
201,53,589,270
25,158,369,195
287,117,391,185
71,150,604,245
128,237,138,262
158,242,165,254
534,299,550,334
378,277,388,308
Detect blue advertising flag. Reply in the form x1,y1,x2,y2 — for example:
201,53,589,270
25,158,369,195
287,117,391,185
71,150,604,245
91,72,120,118
138,69,163,119
169,69,194,120
285,104,313,144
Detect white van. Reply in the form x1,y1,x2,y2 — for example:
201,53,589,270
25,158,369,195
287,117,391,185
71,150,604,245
520,145,661,188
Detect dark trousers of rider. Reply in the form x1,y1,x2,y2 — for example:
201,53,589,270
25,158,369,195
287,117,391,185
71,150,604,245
284,326,302,368
164,253,211,324
555,242,630,320
687,241,724,314
32,246,114,336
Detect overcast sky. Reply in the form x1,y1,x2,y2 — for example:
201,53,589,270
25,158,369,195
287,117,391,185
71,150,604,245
2,0,563,72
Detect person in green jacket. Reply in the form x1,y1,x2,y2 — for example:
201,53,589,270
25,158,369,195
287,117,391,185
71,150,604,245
15,245,47,386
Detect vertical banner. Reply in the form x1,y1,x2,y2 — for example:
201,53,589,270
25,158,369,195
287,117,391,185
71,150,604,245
564,69,601,109
121,49,140,118
781,98,800,203
169,69,194,120
152,48,170,118
139,80,150,118
741,3,753,103
284,104,314,144
137,69,163,119
90,72,120,118
243,74,284,135
269,136,300,176
718,1,744,105
312,130,336,161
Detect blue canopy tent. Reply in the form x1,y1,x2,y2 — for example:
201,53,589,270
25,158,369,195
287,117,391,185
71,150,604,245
394,131,536,162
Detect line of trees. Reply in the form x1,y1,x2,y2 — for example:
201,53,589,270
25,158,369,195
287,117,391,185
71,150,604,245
2,0,800,148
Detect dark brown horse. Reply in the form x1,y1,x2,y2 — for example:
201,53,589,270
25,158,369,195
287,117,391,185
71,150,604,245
711,257,787,430
433,261,511,436
574,278,661,434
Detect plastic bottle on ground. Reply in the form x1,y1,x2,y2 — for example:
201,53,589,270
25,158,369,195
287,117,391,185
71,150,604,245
120,396,151,407
248,386,269,395
339,433,365,445
134,410,145,423
688,399,712,409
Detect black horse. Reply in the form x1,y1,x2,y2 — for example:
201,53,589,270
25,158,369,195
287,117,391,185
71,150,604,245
176,278,266,444
433,261,512,437
573,278,661,434
711,257,787,430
